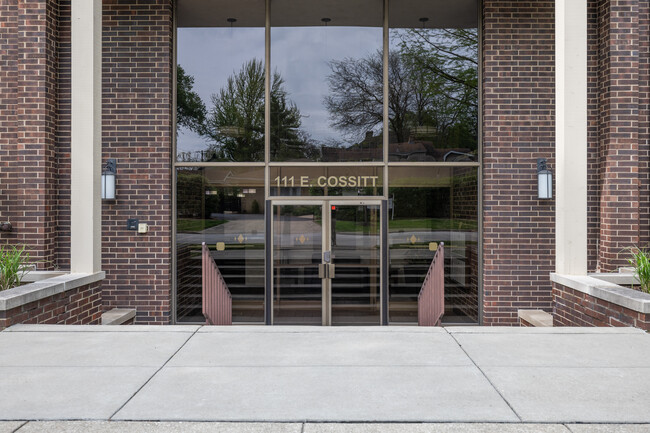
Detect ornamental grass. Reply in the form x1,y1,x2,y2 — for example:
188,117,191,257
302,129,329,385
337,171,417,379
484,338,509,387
0,244,30,291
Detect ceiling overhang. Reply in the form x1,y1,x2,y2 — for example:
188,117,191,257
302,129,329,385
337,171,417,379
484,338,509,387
177,0,478,28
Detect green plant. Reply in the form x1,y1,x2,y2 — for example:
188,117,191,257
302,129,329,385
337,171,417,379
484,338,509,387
627,246,650,294
0,244,30,291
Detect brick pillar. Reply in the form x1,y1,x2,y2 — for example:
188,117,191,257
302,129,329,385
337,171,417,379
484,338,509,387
598,0,640,271
101,0,173,324
0,0,58,269
482,1,556,325
0,3,18,241
638,2,650,250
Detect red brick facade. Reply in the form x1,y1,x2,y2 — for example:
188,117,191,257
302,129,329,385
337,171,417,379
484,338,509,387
0,0,59,269
1,1,650,326
0,281,102,329
1,0,173,324
482,1,556,325
640,1,650,251
553,282,650,330
597,0,641,271
100,0,174,324
482,0,650,324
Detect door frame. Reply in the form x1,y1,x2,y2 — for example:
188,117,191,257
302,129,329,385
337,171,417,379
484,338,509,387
266,198,387,325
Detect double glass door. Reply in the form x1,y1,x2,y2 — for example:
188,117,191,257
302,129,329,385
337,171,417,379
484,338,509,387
271,201,382,325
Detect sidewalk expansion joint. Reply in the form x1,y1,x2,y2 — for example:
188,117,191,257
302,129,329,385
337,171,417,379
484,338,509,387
107,325,203,420
445,327,523,422
11,421,27,433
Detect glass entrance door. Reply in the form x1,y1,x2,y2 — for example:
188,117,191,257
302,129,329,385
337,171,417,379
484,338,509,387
271,201,382,325
272,204,324,325
329,202,381,325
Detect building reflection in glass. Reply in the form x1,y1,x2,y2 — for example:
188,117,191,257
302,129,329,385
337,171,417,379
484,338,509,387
389,4,478,162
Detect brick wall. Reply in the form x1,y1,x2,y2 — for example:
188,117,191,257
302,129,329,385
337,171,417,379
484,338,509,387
57,0,72,269
0,281,102,329
482,1,556,325
101,0,173,324
0,0,183,325
0,0,59,269
2,0,650,327
553,282,650,330
588,1,600,271
597,0,641,272
639,1,650,249
54,0,174,323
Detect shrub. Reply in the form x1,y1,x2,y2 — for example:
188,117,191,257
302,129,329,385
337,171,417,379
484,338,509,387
0,244,30,291
627,247,650,294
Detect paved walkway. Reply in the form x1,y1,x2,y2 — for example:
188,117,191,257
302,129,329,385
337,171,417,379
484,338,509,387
0,325,649,432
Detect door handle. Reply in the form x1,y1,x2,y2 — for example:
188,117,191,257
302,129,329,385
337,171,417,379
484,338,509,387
318,263,336,279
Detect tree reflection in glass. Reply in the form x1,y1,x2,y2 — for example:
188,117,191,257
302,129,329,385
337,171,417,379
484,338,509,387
176,25,265,162
271,15,383,162
204,59,318,162
387,27,478,161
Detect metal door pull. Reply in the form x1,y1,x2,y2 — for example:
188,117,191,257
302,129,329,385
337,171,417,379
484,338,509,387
318,263,336,279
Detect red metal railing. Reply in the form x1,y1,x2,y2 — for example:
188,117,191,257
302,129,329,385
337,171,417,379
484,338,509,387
202,242,232,325
418,242,445,326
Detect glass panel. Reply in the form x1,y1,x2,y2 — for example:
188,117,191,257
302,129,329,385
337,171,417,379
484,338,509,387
177,4,265,162
331,204,381,325
176,166,265,323
270,0,383,162
269,166,383,197
388,166,479,324
388,1,478,162
273,205,323,325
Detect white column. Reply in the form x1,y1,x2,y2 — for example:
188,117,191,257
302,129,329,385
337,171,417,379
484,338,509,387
71,0,102,273
555,0,587,275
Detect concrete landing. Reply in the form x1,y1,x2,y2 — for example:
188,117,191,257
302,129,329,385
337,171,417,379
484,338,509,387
0,325,649,430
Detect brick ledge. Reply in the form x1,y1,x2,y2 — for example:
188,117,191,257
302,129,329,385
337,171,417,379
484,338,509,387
550,273,650,314
0,272,105,311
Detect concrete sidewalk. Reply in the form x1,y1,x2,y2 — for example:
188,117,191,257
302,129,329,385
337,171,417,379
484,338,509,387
0,325,649,431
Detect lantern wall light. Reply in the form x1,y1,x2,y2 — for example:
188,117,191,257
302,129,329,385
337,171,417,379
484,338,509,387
537,158,552,200
102,158,117,200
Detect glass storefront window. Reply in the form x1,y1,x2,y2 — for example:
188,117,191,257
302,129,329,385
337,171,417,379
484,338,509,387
388,166,479,324
270,0,383,162
175,0,480,325
388,2,478,162
176,166,265,323
176,4,265,162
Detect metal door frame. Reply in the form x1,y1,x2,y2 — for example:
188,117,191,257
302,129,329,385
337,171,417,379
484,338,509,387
267,198,385,325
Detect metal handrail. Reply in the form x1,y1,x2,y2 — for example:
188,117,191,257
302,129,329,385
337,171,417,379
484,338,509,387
202,242,232,325
418,242,445,326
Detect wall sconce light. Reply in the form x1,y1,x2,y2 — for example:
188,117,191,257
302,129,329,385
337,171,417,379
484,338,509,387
537,158,552,200
102,158,116,200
